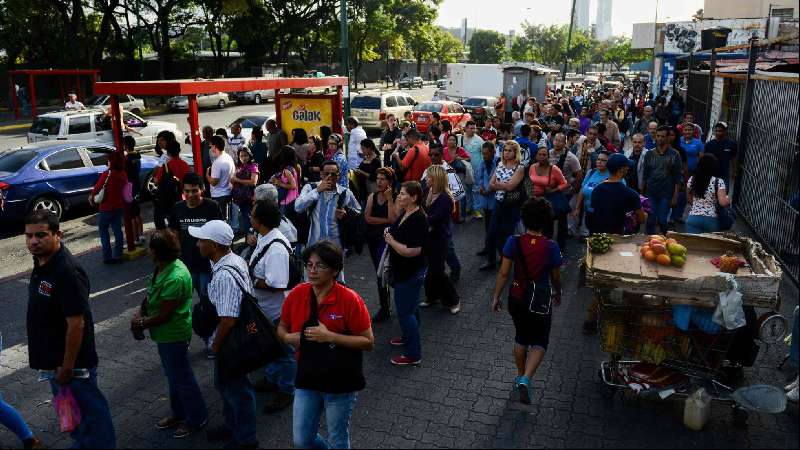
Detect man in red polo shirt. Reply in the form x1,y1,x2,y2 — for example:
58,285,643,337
393,129,431,182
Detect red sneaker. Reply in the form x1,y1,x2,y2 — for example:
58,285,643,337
391,355,422,366
389,337,405,347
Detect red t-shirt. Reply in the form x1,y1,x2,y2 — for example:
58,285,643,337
401,143,432,182
154,158,190,188
443,146,469,164
281,282,372,338
91,170,128,212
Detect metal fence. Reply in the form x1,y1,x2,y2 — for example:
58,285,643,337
675,36,800,285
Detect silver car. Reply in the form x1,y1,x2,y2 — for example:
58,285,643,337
167,92,229,110
86,95,146,115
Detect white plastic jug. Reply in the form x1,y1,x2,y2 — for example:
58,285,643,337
683,387,712,431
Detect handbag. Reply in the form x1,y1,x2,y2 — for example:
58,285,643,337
714,178,735,231
295,288,366,394
543,166,572,216
215,267,286,383
501,164,525,205
92,170,111,205
377,244,393,288
508,236,553,315
192,293,219,339
122,181,134,204
463,159,476,185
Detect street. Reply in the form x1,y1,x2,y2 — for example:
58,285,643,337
0,213,797,448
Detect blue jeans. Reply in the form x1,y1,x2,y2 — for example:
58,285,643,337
292,389,357,449
446,238,461,273
47,368,116,449
98,209,124,261
266,319,296,395
685,215,719,234
213,364,257,446
462,185,475,215
393,268,427,360
0,397,32,442
670,191,687,222
157,342,208,427
646,197,671,235
230,202,241,232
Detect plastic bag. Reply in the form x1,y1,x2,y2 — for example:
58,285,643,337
53,386,82,433
683,387,711,431
713,273,746,331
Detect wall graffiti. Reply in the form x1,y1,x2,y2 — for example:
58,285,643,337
663,19,767,54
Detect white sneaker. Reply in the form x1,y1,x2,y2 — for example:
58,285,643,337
785,376,799,392
449,304,461,314
787,385,799,403
419,301,430,308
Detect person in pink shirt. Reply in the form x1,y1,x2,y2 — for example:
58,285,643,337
443,134,470,164
529,145,569,247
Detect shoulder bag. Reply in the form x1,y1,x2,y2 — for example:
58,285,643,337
543,166,572,216
295,288,366,394
249,239,304,290
502,164,526,205
714,178,735,231
92,170,111,205
215,267,286,383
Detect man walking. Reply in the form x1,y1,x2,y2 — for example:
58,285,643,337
191,220,259,449
206,136,236,227
632,106,654,136
345,117,368,176
597,109,622,149
701,122,738,190
25,210,116,448
642,126,684,235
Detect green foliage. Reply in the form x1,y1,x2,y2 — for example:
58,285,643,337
468,30,506,64
602,37,649,70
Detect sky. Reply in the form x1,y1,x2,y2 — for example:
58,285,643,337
435,0,704,37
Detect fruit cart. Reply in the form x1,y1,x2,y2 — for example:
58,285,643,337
585,232,787,424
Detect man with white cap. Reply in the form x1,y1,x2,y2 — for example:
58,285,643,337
189,220,258,449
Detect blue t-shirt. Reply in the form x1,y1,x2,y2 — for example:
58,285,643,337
682,138,703,172
644,134,656,150
589,181,641,234
503,234,562,287
581,169,625,213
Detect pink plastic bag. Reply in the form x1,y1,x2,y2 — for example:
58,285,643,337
54,387,82,433
122,181,134,204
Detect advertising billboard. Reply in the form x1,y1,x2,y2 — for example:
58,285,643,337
663,18,767,54
277,95,336,137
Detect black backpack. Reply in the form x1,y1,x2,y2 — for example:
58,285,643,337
157,163,181,208
249,238,304,290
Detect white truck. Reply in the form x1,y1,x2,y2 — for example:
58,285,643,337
440,63,503,103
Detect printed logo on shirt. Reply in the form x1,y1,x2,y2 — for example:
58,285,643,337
326,313,344,321
38,280,53,297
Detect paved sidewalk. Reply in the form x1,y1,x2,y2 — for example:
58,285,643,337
0,219,797,448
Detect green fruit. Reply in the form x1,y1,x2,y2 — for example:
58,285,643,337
671,255,686,267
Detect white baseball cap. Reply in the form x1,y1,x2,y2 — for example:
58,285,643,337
188,220,234,247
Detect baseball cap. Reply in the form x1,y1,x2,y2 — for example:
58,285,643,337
714,121,728,130
607,153,634,173
188,220,234,247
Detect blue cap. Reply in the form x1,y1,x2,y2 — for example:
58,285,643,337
607,153,634,173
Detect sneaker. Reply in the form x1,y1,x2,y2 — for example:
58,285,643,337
785,376,799,392
207,426,233,442
449,304,461,314
372,307,391,323
263,392,294,414
513,376,522,388
419,301,431,308
204,348,216,360
156,417,182,430
472,211,483,221
252,378,279,394
391,355,422,366
390,337,406,347
174,419,206,439
787,385,799,403
518,376,532,405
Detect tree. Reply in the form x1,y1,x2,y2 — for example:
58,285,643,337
124,0,197,79
405,24,436,76
692,8,704,22
520,23,568,66
468,30,506,64
430,28,463,63
603,37,649,71
507,36,533,62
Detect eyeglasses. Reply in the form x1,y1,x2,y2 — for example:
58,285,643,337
305,262,330,271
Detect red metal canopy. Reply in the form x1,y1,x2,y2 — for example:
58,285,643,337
93,76,348,96
8,69,100,119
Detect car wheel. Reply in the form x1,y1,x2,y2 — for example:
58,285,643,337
254,94,262,105
31,196,63,219
144,172,157,198
306,90,313,94
217,99,226,109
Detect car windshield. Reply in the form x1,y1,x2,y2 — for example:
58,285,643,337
29,117,61,135
351,96,381,109
87,96,108,106
463,98,487,107
232,116,266,129
0,150,37,173
413,103,443,113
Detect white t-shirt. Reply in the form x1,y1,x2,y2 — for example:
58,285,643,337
347,126,367,171
65,100,84,110
210,152,235,198
227,134,246,159
249,229,290,321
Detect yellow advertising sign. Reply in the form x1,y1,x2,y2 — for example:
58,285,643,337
278,96,334,137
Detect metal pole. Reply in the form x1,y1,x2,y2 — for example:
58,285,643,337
188,95,202,175
339,0,350,117
137,0,144,79
705,49,716,133
732,37,758,207
563,0,577,82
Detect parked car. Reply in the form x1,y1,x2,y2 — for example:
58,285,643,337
399,76,424,89
350,91,417,131
167,92,229,110
224,114,276,143
583,75,599,87
410,101,472,133
232,88,288,105
436,78,448,89
461,96,498,123
27,109,179,152
0,142,161,221
86,95,146,115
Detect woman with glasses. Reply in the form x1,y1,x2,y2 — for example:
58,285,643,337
277,240,374,449
384,182,428,366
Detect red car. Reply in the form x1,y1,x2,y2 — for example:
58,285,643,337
411,101,472,133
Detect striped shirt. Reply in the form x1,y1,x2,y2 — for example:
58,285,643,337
227,134,246,160
209,252,253,319
294,183,361,248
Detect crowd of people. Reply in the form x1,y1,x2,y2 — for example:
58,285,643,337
7,78,798,450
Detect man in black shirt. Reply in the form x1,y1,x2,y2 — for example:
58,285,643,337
701,122,738,190
589,153,646,235
380,114,403,167
25,210,116,448
169,172,222,359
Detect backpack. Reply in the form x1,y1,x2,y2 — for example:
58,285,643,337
249,238,304,290
285,183,316,245
156,162,181,208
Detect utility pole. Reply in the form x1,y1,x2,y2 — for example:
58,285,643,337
340,0,350,117
136,0,144,79
563,0,577,82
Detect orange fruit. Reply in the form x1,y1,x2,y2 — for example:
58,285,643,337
640,245,651,257
666,238,678,246
657,254,672,266
644,250,657,262
651,243,667,255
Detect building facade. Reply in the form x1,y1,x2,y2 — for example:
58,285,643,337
704,0,798,20
574,0,591,32
595,0,613,41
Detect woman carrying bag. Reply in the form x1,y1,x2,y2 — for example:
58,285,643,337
528,146,570,249
90,151,129,264
277,241,374,449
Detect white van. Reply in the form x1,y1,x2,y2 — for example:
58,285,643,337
350,91,417,131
